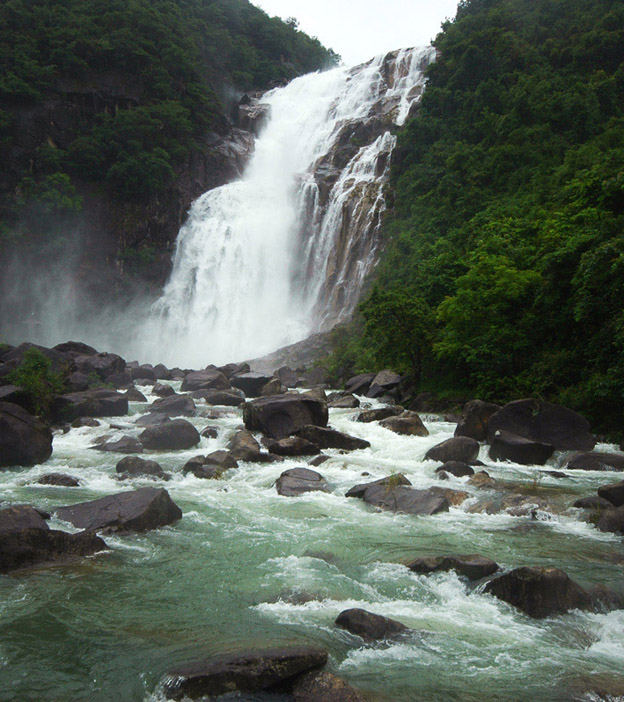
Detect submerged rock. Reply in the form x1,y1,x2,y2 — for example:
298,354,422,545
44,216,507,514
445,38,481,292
115,456,168,479
335,608,409,640
406,554,499,580
37,473,80,487
92,435,143,453
292,670,365,702
163,646,328,700
0,402,53,467
276,467,329,496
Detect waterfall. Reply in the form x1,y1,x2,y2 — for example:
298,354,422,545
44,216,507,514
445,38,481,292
140,46,435,367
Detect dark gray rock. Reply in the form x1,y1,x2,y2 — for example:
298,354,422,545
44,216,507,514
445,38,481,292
455,400,501,441
275,366,299,388
379,411,429,436
92,435,143,453
335,608,408,640
243,392,328,440
484,566,592,618
67,371,91,392
53,341,98,357
360,484,449,515
192,389,245,407
260,377,287,396
52,389,128,422
71,417,101,428
153,364,172,380
164,647,328,700
406,554,499,580
356,406,403,423
294,425,370,451
0,402,53,467
366,370,402,399
596,505,624,534
486,399,595,451
153,383,175,398
227,429,267,462
328,393,360,409
134,412,170,427
57,487,182,532
37,473,80,487
217,362,251,379
131,364,156,381
276,468,329,496
292,670,365,702
107,372,134,389
0,505,49,532
150,394,196,417
115,456,167,478
565,452,624,472
435,461,475,478
344,372,376,396
231,372,275,397
489,430,555,465
181,370,230,393
183,451,238,478
345,474,412,498
74,352,126,380
200,426,218,439
139,419,200,451
309,454,330,467
266,436,321,456
126,387,148,402
425,437,480,464
598,480,624,507
573,496,614,510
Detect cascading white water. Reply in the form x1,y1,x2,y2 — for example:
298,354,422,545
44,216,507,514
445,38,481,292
140,46,435,367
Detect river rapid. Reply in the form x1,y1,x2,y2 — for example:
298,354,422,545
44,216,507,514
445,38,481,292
1,382,623,701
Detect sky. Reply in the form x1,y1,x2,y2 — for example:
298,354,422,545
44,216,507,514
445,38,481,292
252,0,460,66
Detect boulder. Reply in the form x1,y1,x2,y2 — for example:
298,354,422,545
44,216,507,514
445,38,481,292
227,429,267,462
163,647,328,700
309,454,330,467
327,393,360,409
0,402,53,467
597,480,624,507
107,372,134,389
573,496,614,510
243,392,328,440
425,437,480,464
266,436,321,456
344,372,376,396
92,435,143,453
345,474,412,498
74,352,125,380
484,566,592,618
486,399,595,451
67,371,91,392
276,468,329,496
192,389,245,407
379,411,429,436
454,400,501,441
115,456,167,479
356,406,403,423
489,430,555,465
0,505,49,532
4,342,73,374
596,505,624,534
467,471,497,488
406,554,499,580
153,383,175,398
335,608,408,641
429,486,469,506
52,389,128,422
565,452,624,472
37,473,80,487
126,387,148,402
153,363,173,380
231,372,274,397
435,461,474,478
71,417,100,428
201,426,218,439
183,451,238,479
150,394,196,417
130,364,156,381
181,370,230,393
134,412,171,426
275,366,299,388
217,361,250,379
0,384,31,410
366,370,402,399
292,670,365,702
360,484,449,515
139,419,200,451
53,341,98,357
294,425,370,451
57,487,182,532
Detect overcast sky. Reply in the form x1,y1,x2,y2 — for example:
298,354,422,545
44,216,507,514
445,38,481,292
252,0,460,66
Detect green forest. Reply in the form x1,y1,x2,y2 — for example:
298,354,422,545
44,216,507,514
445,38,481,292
0,0,337,239
330,0,624,433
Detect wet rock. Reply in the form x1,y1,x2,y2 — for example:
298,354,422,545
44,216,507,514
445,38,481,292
0,402,53,467
115,456,168,479
200,426,218,439
425,437,480,464
231,372,274,397
335,608,408,640
183,451,238,478
52,389,128,422
104,372,132,389
181,370,230,393
276,467,330,496
484,566,592,618
0,505,49,532
309,454,330,467
74,352,125,380
131,364,156,381
344,372,376,396
379,410,429,436
597,480,624,507
243,392,328,440
150,394,196,417
139,419,200,451
346,474,412,498
435,461,474,478
588,584,624,613
489,430,554,465
292,670,365,702
57,487,182,532
361,484,449,515
275,366,299,388
294,425,370,451
92,435,143,453
0,384,33,411
573,495,614,510
53,341,98,357
217,362,251,379
265,436,321,456
67,371,91,392
126,387,148,402
327,393,360,409
406,554,499,580
366,370,402,399
429,486,469,506
486,399,595,451
153,364,172,380
596,505,624,534
153,383,175,398
37,473,80,487
565,452,624,472
136,378,156,387
227,429,264,461
163,646,328,700
467,471,496,488
134,412,170,426
454,400,501,441
192,389,245,407
356,406,404,423
260,377,287,396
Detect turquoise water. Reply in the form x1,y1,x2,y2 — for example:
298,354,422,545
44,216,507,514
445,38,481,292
1,386,623,701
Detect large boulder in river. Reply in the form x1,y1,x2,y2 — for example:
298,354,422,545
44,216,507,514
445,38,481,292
115,456,168,479
598,480,624,507
486,399,595,451
52,389,128,422
345,474,411,498
356,406,403,423
489,430,554,465
74,352,125,380
435,461,474,478
150,394,196,417
292,670,365,702
0,504,107,573
425,436,480,464
406,554,499,580
243,392,328,440
565,452,624,472
379,410,429,436
360,484,449,515
335,608,408,641
366,370,402,399
57,487,182,532
181,370,230,393
227,429,266,462
294,425,370,451
91,435,143,454
454,400,501,441
231,372,274,397
164,647,328,700
0,402,53,467
191,389,245,407
596,505,624,534
276,468,329,496
484,566,591,618
344,372,376,396
139,419,200,450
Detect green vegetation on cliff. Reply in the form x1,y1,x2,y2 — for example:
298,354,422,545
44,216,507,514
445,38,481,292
0,0,337,237
336,0,624,431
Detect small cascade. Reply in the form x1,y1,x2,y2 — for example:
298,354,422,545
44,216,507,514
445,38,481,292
141,46,435,367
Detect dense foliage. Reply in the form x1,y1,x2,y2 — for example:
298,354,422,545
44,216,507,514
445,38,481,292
7,348,67,418
338,0,624,432
0,0,337,235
